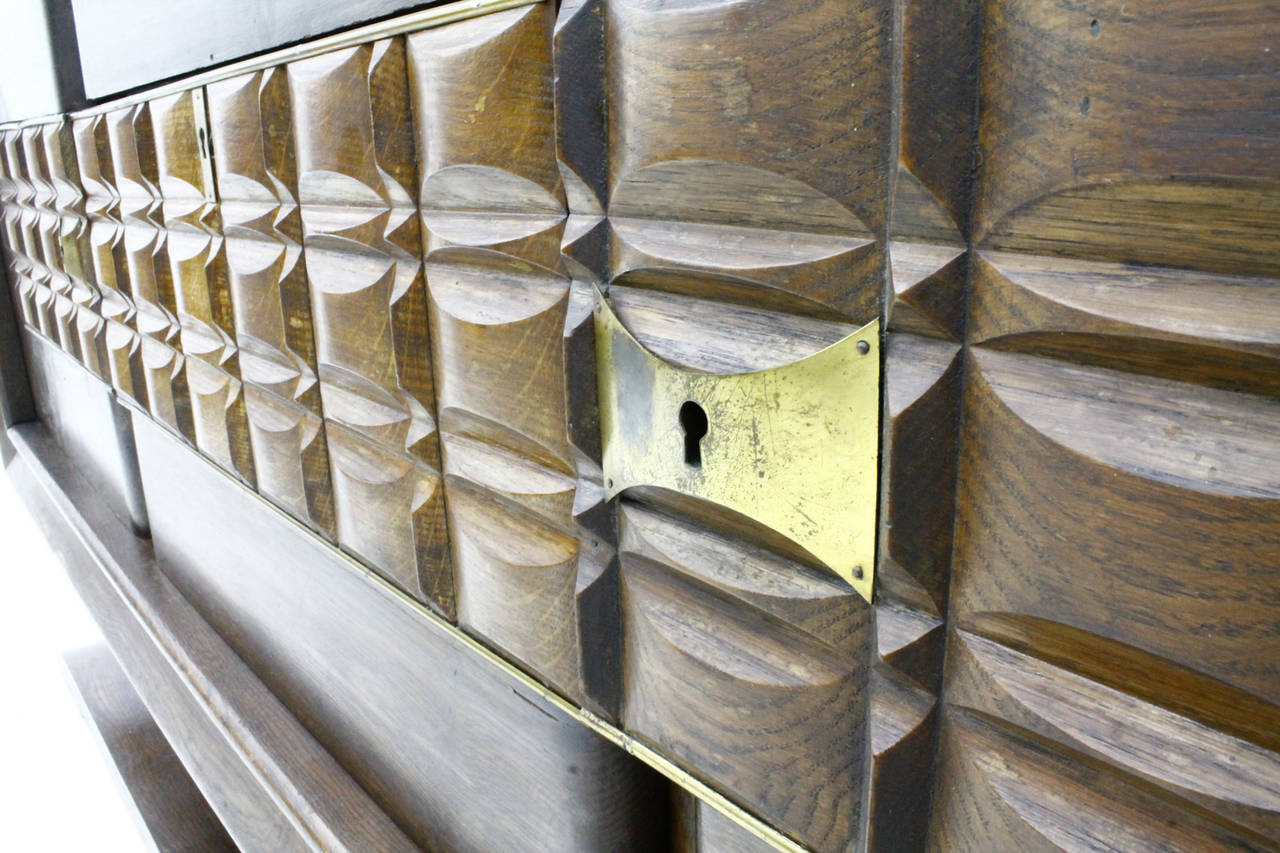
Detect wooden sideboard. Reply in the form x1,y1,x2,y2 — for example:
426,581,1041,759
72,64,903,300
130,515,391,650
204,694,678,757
1,0,1277,850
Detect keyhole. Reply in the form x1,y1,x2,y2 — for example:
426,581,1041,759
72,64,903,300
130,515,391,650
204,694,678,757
679,400,708,468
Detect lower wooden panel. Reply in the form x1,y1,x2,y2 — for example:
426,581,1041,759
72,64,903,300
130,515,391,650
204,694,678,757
130,409,669,853
23,330,146,531
62,643,236,853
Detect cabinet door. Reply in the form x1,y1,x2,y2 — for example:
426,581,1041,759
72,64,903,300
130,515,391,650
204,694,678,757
563,0,1280,850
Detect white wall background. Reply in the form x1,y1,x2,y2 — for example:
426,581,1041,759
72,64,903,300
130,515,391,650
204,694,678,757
0,1,63,122
0,466,147,852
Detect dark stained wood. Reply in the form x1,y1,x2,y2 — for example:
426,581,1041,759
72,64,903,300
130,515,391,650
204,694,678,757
69,112,152,408
288,35,453,614
939,351,1280,848
926,0,1280,850
673,790,778,853
62,643,237,853
205,66,337,539
558,0,899,848
408,3,619,712
969,250,1280,397
618,500,868,851
106,102,198,443
931,708,1279,852
152,87,257,487
973,0,1279,277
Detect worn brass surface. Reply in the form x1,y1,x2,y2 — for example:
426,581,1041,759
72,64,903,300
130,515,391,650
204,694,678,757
596,291,880,603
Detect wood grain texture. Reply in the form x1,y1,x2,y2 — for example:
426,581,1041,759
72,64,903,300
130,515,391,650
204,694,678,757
0,125,57,435
927,1,1280,850
408,3,617,710
45,118,109,379
2,124,72,360
5,1,1279,849
105,103,196,441
63,643,237,853
288,37,452,612
206,67,337,538
9,420,420,853
953,351,1280,699
77,114,143,407
673,790,778,853
152,88,256,485
869,0,979,847
619,501,867,851
973,0,1279,276
552,0,896,847
601,0,888,322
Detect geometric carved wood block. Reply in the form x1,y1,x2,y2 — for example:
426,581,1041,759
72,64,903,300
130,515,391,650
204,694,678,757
207,69,336,536
152,88,256,484
104,103,194,441
43,119,108,379
929,1,1280,850
557,0,901,847
72,113,150,408
619,501,868,851
289,38,451,613
408,4,613,710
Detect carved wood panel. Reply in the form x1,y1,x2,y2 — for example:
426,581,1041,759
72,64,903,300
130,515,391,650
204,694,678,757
929,2,1280,850
1,0,1277,850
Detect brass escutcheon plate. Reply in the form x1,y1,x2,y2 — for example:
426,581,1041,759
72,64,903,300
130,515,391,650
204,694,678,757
595,289,880,603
